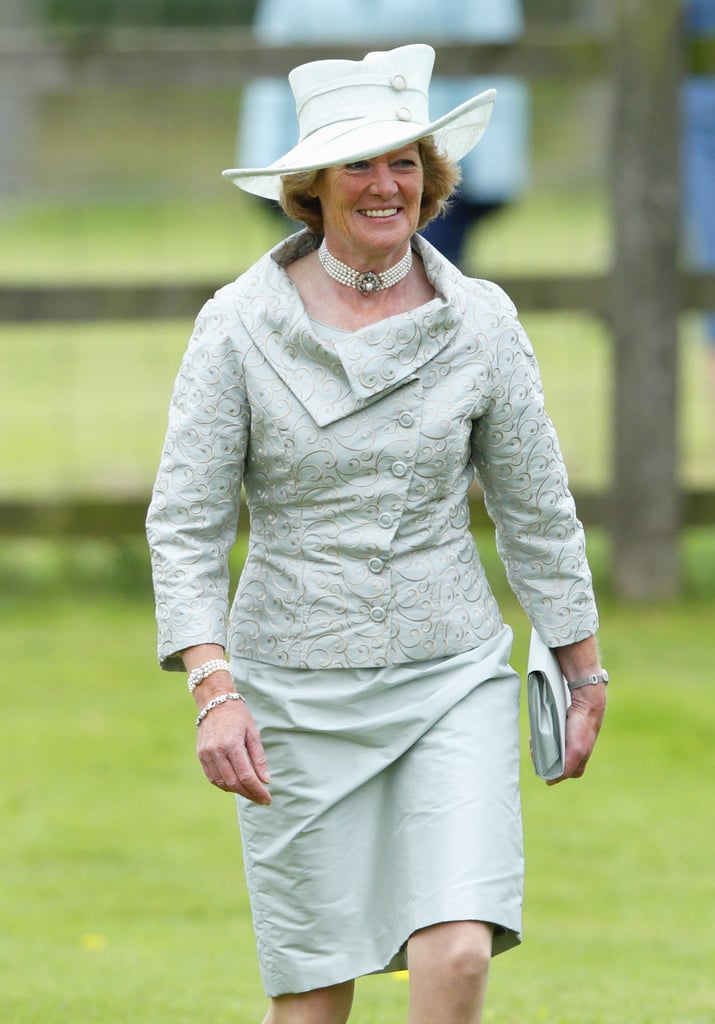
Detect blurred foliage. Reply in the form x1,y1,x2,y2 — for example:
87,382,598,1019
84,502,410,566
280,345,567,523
43,0,258,29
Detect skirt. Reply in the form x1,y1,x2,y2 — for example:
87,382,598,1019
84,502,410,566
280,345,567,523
232,624,523,997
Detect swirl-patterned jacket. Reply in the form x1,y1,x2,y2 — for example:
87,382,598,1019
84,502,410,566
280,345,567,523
146,230,598,671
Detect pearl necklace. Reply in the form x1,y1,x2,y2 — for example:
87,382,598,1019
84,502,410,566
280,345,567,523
318,239,413,297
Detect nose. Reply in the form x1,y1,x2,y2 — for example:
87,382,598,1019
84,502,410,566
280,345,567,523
369,159,399,196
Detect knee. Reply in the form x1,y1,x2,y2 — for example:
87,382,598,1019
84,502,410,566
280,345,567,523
442,926,491,984
411,921,492,985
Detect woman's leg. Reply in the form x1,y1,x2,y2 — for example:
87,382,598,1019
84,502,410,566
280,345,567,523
406,921,493,1024
262,980,355,1024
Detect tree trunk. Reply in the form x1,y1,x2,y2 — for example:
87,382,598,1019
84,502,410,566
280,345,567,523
609,0,682,599
0,0,38,199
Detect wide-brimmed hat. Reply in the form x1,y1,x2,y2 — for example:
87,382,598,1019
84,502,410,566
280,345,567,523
223,43,495,200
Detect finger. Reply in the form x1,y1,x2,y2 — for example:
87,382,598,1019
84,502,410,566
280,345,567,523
546,718,594,784
245,724,271,784
198,749,266,801
225,748,272,805
562,734,595,780
546,758,586,786
198,752,231,790
202,743,272,803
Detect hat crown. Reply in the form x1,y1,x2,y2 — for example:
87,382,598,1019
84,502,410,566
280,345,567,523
223,43,495,200
289,43,435,144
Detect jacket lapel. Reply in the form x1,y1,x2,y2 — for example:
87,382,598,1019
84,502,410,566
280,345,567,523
236,231,464,427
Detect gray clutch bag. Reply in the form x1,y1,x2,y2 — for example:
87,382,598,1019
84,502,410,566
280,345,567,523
527,628,571,781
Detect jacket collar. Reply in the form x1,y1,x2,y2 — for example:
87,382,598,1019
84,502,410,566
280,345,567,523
237,229,466,427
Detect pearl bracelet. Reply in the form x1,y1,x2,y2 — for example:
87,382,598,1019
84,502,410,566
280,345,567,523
187,658,231,695
195,691,246,727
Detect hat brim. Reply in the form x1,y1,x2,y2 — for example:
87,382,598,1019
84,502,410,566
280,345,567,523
223,88,496,200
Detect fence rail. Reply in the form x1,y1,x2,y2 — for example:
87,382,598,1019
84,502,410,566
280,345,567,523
2,28,714,88
2,490,713,539
0,29,612,88
3,274,715,323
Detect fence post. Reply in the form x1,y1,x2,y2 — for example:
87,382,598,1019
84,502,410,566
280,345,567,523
609,0,682,599
0,0,38,199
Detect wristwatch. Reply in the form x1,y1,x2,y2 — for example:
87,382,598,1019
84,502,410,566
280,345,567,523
567,669,609,689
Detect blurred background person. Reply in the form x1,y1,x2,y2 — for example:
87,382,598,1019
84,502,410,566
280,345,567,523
237,0,530,268
683,0,715,417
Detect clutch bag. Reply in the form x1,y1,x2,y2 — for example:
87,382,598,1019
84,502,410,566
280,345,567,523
526,628,571,781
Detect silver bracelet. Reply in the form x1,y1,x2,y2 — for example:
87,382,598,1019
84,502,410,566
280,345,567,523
187,658,231,695
195,691,246,727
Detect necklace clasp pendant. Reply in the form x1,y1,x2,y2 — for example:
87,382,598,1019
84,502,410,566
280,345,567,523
356,271,380,296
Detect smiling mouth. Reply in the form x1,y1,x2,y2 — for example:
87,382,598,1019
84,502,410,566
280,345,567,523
360,208,399,218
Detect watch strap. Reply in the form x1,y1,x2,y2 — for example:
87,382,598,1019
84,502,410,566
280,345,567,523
568,669,609,689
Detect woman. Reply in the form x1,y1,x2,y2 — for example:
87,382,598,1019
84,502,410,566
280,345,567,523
684,0,715,417
147,44,607,1024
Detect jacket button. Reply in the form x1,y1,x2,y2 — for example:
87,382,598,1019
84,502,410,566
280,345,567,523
398,411,414,428
368,557,384,573
391,461,408,477
370,607,387,622
378,512,394,528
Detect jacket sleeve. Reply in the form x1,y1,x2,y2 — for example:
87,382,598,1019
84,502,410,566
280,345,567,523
470,284,599,647
146,295,250,671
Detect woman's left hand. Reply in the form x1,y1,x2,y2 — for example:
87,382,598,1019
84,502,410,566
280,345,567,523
548,681,607,785
550,635,607,785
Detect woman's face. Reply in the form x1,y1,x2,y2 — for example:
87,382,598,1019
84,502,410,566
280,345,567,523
314,144,424,265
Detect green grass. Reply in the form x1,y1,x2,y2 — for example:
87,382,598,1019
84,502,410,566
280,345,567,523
1,531,714,1023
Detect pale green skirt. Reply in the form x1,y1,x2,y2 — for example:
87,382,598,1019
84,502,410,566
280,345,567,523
232,625,523,997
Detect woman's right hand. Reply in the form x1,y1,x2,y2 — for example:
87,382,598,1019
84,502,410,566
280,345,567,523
196,695,272,805
183,644,272,805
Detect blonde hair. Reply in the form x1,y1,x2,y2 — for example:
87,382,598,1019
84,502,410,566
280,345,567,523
279,136,461,234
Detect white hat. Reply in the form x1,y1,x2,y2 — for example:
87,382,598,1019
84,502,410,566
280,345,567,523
223,43,496,200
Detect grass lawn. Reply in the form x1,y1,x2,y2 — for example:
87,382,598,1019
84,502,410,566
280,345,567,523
1,532,713,1023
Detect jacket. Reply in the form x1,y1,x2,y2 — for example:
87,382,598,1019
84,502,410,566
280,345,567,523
146,231,598,671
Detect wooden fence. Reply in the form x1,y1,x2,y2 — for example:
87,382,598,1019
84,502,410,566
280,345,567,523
2,2,715,598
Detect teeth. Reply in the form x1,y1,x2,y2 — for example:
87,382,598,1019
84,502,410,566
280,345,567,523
362,208,398,218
